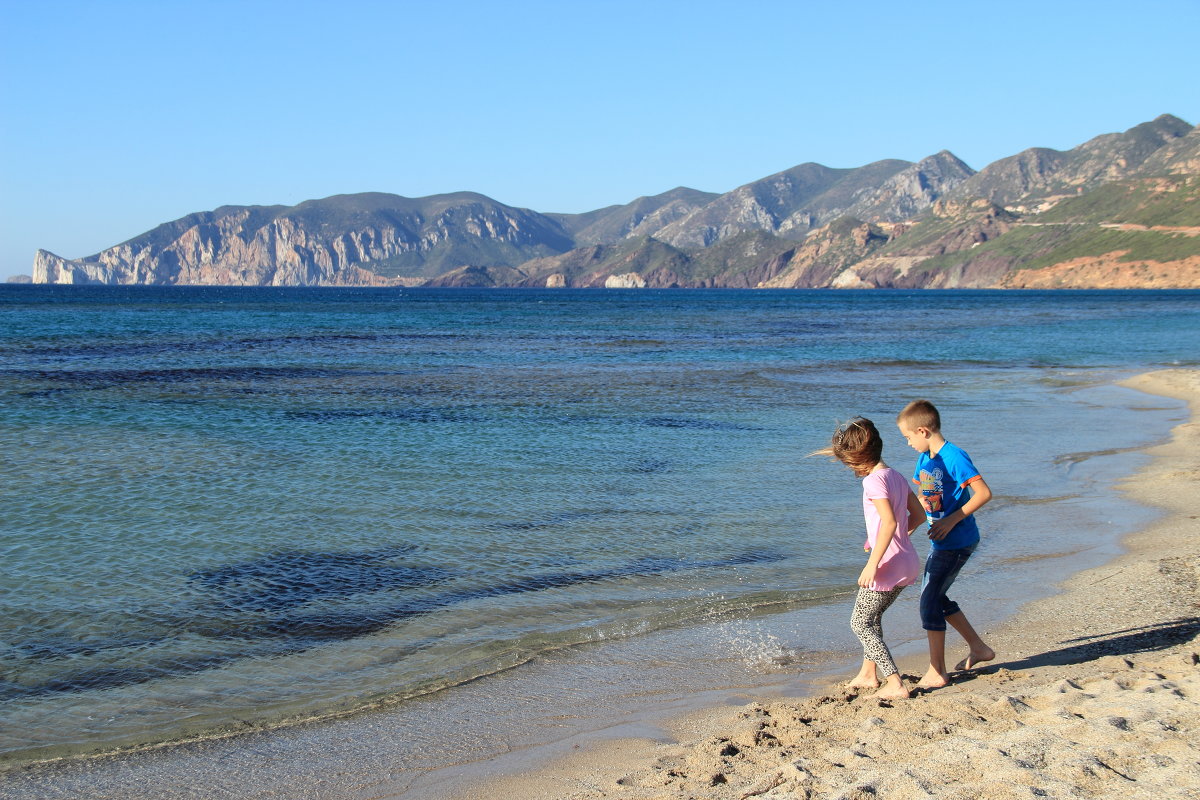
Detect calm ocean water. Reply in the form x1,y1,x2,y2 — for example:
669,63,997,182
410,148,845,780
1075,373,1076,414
1,286,1198,767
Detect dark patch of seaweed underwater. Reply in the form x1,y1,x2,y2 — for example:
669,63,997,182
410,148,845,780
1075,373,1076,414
2,548,785,700
189,544,447,612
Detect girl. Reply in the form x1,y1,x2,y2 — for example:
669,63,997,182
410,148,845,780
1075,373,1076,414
820,417,925,700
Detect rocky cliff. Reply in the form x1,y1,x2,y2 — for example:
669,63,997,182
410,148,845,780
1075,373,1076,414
757,219,891,288
34,193,575,286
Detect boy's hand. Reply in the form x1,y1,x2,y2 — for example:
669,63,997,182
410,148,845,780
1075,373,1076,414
928,512,961,541
858,563,877,588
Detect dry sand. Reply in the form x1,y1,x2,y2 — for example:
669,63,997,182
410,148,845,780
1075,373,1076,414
443,369,1200,800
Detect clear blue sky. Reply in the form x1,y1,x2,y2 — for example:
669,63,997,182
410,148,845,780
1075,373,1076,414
2,0,1197,277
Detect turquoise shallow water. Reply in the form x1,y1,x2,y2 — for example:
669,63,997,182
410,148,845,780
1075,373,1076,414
1,286,1198,766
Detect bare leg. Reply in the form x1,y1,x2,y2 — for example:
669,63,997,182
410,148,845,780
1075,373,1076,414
848,659,880,689
946,611,995,670
918,629,950,688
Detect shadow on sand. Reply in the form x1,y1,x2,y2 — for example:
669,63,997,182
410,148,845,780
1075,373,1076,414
953,616,1200,684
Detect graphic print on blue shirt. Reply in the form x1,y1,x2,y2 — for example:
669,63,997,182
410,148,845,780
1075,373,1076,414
913,441,982,550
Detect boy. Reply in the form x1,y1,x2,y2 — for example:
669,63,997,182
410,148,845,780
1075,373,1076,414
897,399,995,688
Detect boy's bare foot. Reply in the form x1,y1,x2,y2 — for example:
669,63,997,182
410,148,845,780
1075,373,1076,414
847,677,880,690
916,667,950,689
954,646,996,671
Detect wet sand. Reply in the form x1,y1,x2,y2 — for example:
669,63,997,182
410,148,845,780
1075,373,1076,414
439,369,1200,800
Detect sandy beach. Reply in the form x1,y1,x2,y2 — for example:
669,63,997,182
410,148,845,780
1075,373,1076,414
443,369,1200,800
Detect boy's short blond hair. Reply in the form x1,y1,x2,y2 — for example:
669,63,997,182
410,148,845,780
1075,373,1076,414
898,399,941,432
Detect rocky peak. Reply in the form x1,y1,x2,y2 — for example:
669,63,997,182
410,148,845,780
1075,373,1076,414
1135,124,1200,177
951,115,1193,206
653,159,917,248
549,187,720,246
838,150,976,222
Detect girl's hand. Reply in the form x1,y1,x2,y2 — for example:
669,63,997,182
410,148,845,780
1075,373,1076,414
858,563,877,588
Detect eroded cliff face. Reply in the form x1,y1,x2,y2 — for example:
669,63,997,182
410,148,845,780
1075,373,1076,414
757,220,890,288
999,254,1200,288
36,211,420,285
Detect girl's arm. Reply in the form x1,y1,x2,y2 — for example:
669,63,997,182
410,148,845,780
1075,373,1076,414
860,497,897,588
906,490,926,534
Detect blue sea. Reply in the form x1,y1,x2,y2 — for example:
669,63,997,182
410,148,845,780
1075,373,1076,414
1,286,1198,775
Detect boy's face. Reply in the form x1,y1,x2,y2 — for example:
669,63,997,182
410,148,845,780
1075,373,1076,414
898,422,932,454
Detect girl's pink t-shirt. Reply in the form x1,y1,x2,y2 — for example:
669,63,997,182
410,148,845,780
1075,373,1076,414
861,467,921,591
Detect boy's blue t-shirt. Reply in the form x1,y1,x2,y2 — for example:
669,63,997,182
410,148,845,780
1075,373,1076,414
912,441,982,550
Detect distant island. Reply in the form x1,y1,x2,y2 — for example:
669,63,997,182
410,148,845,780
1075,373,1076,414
29,114,1200,290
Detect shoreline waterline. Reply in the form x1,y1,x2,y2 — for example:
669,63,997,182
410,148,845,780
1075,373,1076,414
0,368,1186,799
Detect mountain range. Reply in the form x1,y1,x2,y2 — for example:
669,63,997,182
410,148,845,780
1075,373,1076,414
30,114,1200,289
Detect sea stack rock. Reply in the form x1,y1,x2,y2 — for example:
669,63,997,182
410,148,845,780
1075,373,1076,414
604,272,647,288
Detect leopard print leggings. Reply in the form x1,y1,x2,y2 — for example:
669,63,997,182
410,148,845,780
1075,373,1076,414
850,585,905,678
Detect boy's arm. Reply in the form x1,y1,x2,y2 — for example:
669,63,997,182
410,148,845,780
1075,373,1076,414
928,477,992,541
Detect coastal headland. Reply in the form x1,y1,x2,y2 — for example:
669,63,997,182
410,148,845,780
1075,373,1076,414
24,115,1200,291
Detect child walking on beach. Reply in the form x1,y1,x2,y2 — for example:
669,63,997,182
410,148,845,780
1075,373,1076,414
897,399,996,689
820,417,924,700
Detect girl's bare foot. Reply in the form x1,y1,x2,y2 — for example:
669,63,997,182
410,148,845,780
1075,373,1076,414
954,645,996,671
848,661,880,690
874,677,910,700
916,666,950,689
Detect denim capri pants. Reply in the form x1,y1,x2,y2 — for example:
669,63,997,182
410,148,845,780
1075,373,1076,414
920,543,977,631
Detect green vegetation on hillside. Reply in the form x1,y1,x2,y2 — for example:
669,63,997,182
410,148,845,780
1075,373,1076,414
683,230,795,282
1034,176,1200,227
366,238,571,279
918,223,1200,274
875,205,1009,256
1022,227,1200,267
909,171,1199,278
